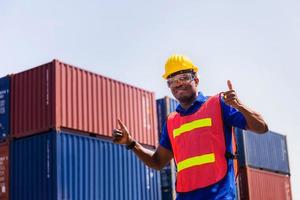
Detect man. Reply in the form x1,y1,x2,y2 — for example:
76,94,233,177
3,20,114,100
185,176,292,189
112,55,268,200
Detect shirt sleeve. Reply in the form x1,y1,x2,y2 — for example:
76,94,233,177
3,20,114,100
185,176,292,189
220,99,247,130
159,123,173,151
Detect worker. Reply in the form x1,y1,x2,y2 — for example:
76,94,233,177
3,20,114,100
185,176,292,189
112,55,268,200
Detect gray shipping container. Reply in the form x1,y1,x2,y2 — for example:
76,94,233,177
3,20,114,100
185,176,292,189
10,131,161,200
235,128,290,174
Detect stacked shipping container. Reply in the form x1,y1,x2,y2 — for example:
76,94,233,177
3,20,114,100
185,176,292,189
1,59,162,200
10,131,161,200
235,129,290,174
11,59,158,146
235,128,292,200
0,76,10,200
156,97,178,200
238,167,292,200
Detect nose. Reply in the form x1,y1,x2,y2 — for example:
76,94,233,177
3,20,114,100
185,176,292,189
172,81,186,89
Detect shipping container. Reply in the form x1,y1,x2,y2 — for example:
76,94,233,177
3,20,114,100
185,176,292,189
10,130,161,200
236,182,240,200
156,96,178,139
11,60,158,146
0,142,9,200
0,77,10,140
238,167,292,200
160,164,174,200
156,97,178,200
235,128,290,174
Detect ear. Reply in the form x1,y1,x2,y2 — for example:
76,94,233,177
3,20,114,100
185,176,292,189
194,76,199,87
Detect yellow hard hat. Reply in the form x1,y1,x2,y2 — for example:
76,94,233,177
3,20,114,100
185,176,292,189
162,55,198,79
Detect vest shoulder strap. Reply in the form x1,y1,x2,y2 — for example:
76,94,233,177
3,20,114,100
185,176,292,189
168,111,177,120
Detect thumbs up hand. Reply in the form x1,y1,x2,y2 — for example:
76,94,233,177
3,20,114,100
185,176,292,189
112,119,134,145
222,80,242,109
112,119,133,145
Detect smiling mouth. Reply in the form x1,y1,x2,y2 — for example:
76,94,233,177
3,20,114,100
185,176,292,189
175,87,187,94
175,85,186,90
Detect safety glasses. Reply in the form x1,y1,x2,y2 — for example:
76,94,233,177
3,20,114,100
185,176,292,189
167,73,195,87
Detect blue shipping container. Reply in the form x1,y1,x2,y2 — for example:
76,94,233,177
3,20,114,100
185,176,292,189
10,131,161,200
156,97,178,200
0,76,10,140
235,128,290,174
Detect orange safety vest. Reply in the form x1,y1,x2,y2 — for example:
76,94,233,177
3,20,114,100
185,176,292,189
167,94,228,192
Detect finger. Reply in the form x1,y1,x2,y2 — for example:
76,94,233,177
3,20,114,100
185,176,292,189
223,96,236,104
223,90,235,95
117,119,126,130
222,92,236,100
221,92,227,100
227,80,233,90
113,131,123,137
222,92,230,100
113,137,121,143
112,132,124,139
224,96,234,102
113,128,122,133
112,128,122,135
222,90,236,99
113,135,123,140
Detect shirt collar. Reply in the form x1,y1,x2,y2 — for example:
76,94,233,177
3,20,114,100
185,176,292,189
176,92,208,115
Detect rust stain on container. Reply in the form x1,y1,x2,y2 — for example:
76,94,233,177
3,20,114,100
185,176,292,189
238,167,292,200
0,142,9,200
11,60,158,146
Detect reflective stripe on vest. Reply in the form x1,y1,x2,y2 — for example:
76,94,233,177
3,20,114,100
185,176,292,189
173,118,212,138
177,153,215,172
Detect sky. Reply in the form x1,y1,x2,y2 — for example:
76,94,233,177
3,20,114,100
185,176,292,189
1,0,299,198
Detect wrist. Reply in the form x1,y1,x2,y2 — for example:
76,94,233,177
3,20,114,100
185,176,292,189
126,137,134,146
235,99,244,110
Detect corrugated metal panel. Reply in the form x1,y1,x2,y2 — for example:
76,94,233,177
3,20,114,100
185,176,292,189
11,62,56,137
238,167,292,200
235,128,290,174
10,131,161,200
167,97,178,115
0,142,9,200
160,165,173,200
156,97,178,200
10,131,57,200
0,77,10,139
156,98,166,138
11,60,158,146
156,96,178,139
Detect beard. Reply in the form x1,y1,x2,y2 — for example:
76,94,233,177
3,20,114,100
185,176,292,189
173,89,197,105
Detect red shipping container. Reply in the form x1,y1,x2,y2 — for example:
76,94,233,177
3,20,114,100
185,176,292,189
238,167,292,200
11,60,158,146
0,142,9,200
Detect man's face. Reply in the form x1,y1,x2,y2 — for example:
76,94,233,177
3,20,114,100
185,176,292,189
167,73,199,103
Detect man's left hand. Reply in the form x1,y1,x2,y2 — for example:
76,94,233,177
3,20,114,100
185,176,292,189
222,80,242,109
